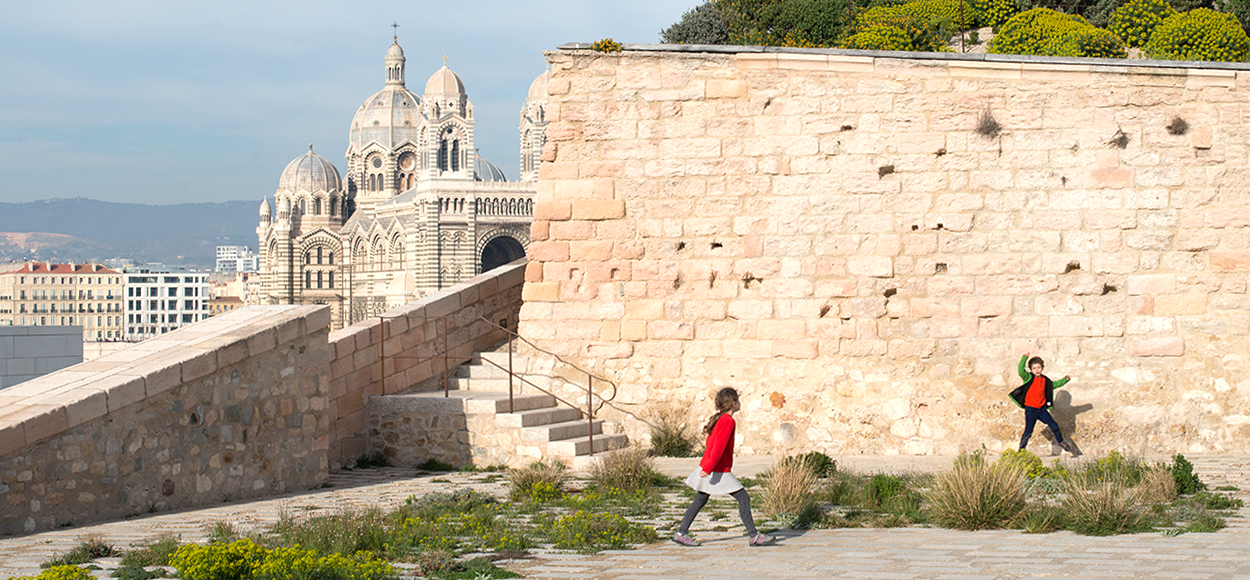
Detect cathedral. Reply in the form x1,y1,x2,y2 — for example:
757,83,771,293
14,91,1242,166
257,38,547,330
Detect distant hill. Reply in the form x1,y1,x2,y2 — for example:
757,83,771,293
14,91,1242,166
0,198,258,269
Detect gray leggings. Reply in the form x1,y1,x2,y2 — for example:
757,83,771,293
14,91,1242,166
678,489,757,535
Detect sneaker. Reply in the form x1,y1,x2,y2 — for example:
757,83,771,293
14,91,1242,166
748,532,776,546
1058,440,1073,454
673,532,701,547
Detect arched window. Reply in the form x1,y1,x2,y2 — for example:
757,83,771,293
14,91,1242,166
328,252,335,265
451,140,460,172
304,251,311,265
438,140,448,171
317,271,323,289
304,271,311,289
329,271,335,288
316,247,323,265
329,197,336,216
313,198,321,215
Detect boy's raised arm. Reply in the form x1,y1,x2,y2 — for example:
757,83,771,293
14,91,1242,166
1017,353,1030,382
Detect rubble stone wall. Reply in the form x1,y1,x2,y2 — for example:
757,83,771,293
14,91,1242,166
0,306,329,536
519,47,1250,457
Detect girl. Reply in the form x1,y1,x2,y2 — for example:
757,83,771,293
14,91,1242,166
674,387,775,547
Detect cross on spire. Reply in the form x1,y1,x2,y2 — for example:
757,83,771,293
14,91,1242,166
442,54,448,67
391,21,399,41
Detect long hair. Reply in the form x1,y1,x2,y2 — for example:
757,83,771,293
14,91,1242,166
702,387,740,436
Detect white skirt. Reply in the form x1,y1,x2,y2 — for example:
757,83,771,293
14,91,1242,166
684,469,744,495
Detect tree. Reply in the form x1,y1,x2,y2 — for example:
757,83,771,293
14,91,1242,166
661,1,732,44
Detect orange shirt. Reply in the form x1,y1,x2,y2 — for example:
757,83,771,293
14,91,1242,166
1024,376,1047,408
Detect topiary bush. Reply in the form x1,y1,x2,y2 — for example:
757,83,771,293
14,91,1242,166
974,0,1020,28
989,8,1127,57
1109,0,1178,47
842,23,916,49
1144,8,1250,61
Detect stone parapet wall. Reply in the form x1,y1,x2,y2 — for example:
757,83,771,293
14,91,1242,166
518,47,1250,457
0,305,330,535
327,261,526,467
0,327,83,389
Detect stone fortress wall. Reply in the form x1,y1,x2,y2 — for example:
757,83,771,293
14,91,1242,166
518,46,1250,457
0,262,525,535
0,306,331,536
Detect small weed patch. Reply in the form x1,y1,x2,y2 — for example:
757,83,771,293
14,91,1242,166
587,447,662,492
508,460,569,501
42,537,118,568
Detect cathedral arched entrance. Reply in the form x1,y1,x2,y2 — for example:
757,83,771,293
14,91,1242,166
480,235,526,273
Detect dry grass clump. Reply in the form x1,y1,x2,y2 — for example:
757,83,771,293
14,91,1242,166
925,457,1026,530
507,460,569,501
588,446,660,492
1137,464,1178,503
647,405,699,457
760,456,820,523
1062,472,1153,536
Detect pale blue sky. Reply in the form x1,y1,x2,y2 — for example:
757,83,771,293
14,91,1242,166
0,1,694,205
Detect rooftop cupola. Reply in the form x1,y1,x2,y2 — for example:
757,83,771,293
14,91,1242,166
385,38,405,87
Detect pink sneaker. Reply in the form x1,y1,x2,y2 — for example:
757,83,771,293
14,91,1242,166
749,533,776,546
673,532,701,546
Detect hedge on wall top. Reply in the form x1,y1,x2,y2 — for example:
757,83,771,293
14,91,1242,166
842,24,916,50
1144,8,1250,61
848,10,952,51
1108,0,1178,48
987,7,1125,57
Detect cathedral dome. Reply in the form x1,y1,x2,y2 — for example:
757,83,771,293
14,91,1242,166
259,197,271,217
475,153,507,182
425,65,466,96
349,41,423,154
527,70,549,101
279,145,342,193
386,41,404,60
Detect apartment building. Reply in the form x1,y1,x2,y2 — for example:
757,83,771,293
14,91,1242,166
215,246,259,273
0,262,124,340
123,266,210,340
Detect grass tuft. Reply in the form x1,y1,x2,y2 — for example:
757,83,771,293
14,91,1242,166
925,457,1026,530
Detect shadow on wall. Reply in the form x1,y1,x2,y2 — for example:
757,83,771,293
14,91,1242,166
1047,390,1095,453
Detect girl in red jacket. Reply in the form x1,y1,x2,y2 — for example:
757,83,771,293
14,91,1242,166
674,387,776,547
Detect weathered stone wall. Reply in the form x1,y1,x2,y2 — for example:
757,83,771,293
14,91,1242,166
328,261,526,468
519,46,1250,457
0,327,83,389
0,305,329,535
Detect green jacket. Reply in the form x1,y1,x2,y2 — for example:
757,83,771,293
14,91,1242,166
1009,355,1070,409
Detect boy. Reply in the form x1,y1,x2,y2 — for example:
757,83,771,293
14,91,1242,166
1009,353,1076,454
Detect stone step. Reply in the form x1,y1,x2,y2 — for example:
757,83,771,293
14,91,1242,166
449,374,559,393
411,390,556,414
521,418,603,443
495,405,585,429
547,433,628,457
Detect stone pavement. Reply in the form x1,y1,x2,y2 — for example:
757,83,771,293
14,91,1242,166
0,455,1246,579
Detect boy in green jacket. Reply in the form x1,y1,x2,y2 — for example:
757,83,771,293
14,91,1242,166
1009,353,1076,454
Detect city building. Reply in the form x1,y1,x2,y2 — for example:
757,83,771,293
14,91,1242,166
0,262,124,340
206,296,244,317
123,266,211,340
257,37,545,330
215,246,260,273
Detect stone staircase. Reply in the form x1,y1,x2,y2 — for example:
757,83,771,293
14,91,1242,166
400,350,626,467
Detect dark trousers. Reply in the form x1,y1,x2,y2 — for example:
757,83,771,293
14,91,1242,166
678,489,757,536
1020,406,1064,449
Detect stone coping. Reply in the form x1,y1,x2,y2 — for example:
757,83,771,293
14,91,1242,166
0,304,329,458
556,42,1250,72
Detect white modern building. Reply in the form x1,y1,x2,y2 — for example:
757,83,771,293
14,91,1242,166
215,246,260,273
123,267,211,340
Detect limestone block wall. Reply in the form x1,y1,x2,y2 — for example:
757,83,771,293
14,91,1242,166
327,261,525,468
519,46,1250,457
0,305,330,536
0,327,83,389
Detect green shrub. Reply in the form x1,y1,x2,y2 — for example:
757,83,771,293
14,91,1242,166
252,546,397,580
1083,0,1131,27
1109,0,1178,47
997,449,1046,478
170,539,267,580
799,451,837,478
1145,8,1250,61
508,460,569,501
1171,453,1207,494
842,24,916,49
42,537,117,568
864,474,907,509
120,535,181,567
758,0,851,47
661,1,732,44
270,508,391,558
1020,504,1065,533
845,11,950,51
973,0,1019,27
925,460,1026,530
989,8,1126,57
1082,450,1147,484
7,566,94,580
591,38,623,52
1047,26,1130,57
588,447,662,492
417,458,455,472
543,510,657,553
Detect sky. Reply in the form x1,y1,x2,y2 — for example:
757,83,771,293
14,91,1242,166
0,1,696,206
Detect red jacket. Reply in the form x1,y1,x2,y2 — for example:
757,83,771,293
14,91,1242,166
699,413,736,473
